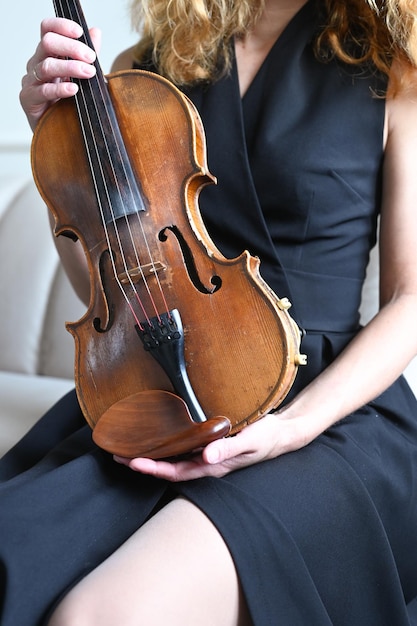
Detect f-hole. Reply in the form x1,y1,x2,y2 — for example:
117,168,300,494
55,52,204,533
93,249,115,333
159,226,222,294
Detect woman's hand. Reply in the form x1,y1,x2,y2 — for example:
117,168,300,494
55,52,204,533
20,17,101,131
114,411,314,481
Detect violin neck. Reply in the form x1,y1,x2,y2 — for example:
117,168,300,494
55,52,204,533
52,0,109,118
51,0,145,222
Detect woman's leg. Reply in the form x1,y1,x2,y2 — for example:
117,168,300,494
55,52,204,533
48,496,251,626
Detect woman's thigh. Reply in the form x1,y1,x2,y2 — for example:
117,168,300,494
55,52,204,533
47,496,251,626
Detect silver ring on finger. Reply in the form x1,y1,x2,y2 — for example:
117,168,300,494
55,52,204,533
33,65,43,83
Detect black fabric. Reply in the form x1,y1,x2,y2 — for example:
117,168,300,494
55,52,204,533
1,1,417,624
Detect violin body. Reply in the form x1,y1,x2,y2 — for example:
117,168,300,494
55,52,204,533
32,69,305,458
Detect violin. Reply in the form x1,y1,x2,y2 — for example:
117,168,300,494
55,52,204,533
31,0,306,459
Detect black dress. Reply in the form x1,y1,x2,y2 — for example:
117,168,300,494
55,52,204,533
1,2,417,624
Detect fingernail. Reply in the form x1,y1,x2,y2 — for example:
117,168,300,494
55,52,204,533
113,455,128,465
84,65,96,77
206,448,220,464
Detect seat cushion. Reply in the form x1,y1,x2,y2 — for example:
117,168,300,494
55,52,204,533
0,372,74,457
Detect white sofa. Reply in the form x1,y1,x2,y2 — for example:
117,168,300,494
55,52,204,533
0,177,84,456
1,175,417,458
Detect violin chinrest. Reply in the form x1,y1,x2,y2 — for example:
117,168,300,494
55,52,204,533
92,390,231,459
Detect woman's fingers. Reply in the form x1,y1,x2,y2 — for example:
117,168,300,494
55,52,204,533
39,16,84,39
28,56,96,87
20,17,100,130
89,27,102,56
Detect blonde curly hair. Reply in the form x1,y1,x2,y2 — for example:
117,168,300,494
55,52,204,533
129,0,417,89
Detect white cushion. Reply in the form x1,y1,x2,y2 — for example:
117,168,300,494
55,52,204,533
0,177,84,378
0,371,74,458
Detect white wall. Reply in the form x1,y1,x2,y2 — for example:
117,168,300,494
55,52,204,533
1,1,138,181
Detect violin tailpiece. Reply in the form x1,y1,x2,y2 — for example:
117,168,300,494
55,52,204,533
135,308,207,425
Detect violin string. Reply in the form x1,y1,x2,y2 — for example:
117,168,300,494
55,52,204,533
85,83,171,327
68,0,157,327
53,0,140,323
76,98,151,328
88,65,172,324
57,0,170,329
72,91,149,328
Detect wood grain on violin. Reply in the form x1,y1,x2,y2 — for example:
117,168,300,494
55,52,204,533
31,0,306,459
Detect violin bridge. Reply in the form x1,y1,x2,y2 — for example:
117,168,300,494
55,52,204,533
119,261,166,284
